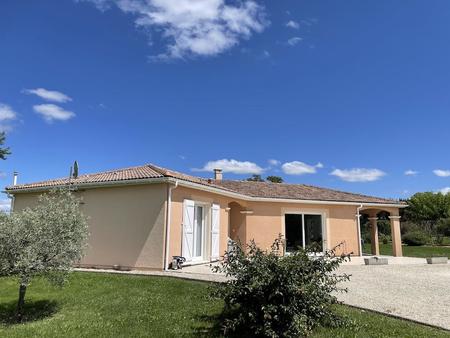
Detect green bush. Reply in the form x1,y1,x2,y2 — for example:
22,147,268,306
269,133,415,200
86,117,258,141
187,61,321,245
379,234,391,245
362,232,371,244
437,218,450,237
402,231,430,246
211,237,351,337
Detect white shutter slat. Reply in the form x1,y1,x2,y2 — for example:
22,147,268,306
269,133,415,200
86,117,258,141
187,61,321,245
211,203,220,260
182,199,195,261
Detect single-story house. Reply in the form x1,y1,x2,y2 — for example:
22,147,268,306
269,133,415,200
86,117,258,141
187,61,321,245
5,163,406,270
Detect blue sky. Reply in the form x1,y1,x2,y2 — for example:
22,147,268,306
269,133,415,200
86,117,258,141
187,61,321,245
1,0,450,208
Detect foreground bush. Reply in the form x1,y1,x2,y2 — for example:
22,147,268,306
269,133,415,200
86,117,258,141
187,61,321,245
211,238,351,337
402,231,429,246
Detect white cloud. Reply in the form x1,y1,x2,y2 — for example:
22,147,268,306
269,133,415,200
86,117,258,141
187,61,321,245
80,0,267,60
439,187,450,195
193,159,263,174
0,103,17,132
330,168,386,182
268,159,280,166
433,169,450,177
287,36,302,46
23,88,72,103
281,161,322,175
33,104,75,122
0,198,11,213
404,170,418,176
286,20,299,29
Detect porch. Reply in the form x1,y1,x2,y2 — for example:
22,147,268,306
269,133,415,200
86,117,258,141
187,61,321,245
359,207,403,257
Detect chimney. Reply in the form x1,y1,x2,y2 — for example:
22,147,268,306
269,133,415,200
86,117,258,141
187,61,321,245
13,171,18,186
214,168,223,181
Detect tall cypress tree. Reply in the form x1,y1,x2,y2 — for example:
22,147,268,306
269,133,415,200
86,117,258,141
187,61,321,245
0,132,10,160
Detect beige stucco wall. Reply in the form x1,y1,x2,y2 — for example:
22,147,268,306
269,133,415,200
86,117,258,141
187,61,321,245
169,186,371,257
12,184,167,270
242,202,360,255
12,181,401,270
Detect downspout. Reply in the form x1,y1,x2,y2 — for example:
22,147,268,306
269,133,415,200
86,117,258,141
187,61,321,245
9,172,18,213
356,204,363,257
164,180,178,271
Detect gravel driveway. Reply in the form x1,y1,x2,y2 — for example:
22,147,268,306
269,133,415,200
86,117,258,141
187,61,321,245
337,264,450,330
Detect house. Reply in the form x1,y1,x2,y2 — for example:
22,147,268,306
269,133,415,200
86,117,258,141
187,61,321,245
5,163,406,270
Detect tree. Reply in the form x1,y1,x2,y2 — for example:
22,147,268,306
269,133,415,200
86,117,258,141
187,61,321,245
246,174,264,182
0,131,11,160
0,189,89,321
266,175,283,183
73,160,79,179
404,192,450,235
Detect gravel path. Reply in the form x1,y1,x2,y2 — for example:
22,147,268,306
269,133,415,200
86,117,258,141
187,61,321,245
337,264,450,330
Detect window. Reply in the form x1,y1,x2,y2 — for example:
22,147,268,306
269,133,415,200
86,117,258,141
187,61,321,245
285,213,323,253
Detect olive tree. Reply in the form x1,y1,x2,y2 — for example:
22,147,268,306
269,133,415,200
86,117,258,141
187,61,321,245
0,189,89,321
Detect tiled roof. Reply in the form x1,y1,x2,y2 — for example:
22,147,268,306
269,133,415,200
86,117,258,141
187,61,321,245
6,163,404,205
213,180,400,204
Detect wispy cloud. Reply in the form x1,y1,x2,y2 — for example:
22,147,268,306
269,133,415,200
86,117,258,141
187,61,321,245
433,169,450,177
404,170,418,176
268,159,280,166
300,18,318,26
330,168,386,182
79,0,268,60
282,161,323,175
286,20,299,29
439,187,450,195
287,36,302,46
0,103,18,132
193,159,263,174
23,88,72,103
33,104,75,123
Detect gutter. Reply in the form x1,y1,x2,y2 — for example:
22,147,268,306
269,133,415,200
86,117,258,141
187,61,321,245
163,180,178,271
356,204,363,257
5,176,407,209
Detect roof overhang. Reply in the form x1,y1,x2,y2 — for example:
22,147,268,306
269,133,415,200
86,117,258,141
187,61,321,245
5,176,407,209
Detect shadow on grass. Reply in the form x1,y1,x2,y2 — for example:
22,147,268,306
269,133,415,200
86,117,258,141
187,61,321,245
0,299,59,325
192,312,254,338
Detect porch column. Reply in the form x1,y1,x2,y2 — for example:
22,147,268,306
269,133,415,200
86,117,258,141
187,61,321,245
389,216,403,257
368,217,379,255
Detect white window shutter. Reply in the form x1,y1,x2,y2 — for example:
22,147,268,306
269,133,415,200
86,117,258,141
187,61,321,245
211,203,220,260
182,199,195,261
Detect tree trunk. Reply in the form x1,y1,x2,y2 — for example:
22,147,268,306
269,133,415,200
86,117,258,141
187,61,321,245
16,284,27,322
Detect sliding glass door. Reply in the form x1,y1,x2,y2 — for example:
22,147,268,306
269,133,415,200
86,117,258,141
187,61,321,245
285,213,323,253
193,205,205,260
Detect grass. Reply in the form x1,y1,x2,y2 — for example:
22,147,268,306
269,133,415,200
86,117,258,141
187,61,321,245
0,272,448,337
363,243,450,258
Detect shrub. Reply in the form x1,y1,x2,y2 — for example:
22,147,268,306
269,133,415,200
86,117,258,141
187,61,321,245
362,232,371,244
437,218,450,237
211,237,351,337
402,231,429,246
379,234,391,245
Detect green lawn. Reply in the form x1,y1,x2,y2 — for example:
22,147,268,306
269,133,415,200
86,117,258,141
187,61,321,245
0,272,448,337
363,243,450,258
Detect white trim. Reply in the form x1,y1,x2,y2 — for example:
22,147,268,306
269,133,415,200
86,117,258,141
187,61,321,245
7,176,407,208
356,205,363,257
388,216,401,219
